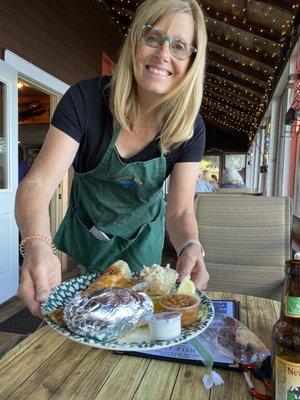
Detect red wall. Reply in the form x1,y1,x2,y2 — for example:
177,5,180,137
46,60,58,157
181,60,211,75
0,0,122,85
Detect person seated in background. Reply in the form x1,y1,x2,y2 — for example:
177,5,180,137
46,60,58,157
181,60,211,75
202,169,211,182
220,168,245,188
195,170,214,192
210,174,219,190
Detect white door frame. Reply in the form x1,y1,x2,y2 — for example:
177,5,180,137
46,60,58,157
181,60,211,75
5,50,69,95
0,60,18,304
5,50,70,270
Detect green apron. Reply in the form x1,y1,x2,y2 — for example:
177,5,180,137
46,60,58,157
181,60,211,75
53,125,166,273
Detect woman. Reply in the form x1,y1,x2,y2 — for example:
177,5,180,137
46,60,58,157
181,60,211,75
16,0,209,316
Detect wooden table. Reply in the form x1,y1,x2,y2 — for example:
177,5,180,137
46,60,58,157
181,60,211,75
0,292,280,400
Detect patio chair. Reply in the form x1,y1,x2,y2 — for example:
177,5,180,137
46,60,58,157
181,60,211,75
195,194,292,300
215,187,256,194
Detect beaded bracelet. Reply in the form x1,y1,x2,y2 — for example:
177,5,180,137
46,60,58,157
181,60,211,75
176,239,205,258
20,235,57,257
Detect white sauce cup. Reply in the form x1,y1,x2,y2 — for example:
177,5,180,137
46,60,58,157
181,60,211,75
146,312,182,341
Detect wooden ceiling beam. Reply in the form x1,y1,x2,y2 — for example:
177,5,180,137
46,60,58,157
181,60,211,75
204,89,254,113
202,101,250,124
201,101,252,123
109,0,294,21
201,100,251,124
201,119,246,135
206,74,264,102
208,33,276,68
253,0,295,13
200,3,282,42
204,87,255,113
110,3,135,19
202,115,243,133
201,110,251,133
201,115,250,138
208,50,270,83
205,81,261,105
207,65,266,95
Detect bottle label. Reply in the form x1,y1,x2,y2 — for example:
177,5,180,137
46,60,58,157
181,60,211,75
285,296,300,318
276,356,300,399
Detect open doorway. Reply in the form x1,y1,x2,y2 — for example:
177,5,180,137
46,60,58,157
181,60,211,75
17,78,69,271
18,79,49,170
18,79,49,268
0,51,71,305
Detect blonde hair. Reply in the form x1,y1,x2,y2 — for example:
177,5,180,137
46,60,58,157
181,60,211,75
109,0,207,153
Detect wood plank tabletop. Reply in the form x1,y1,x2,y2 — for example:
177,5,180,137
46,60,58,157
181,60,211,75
0,292,280,400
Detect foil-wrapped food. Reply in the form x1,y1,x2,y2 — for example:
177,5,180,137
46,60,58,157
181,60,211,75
64,287,153,341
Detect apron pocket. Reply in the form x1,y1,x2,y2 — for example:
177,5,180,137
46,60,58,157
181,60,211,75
54,208,164,273
54,208,129,272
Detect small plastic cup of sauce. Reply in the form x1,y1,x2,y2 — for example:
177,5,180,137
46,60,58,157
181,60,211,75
146,312,182,341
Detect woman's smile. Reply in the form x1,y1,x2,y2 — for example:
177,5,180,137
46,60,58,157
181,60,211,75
145,64,172,77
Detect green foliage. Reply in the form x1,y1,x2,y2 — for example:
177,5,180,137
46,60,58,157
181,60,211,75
200,156,220,181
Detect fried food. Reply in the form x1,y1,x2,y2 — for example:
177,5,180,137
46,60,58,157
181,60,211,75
82,260,132,295
46,307,66,327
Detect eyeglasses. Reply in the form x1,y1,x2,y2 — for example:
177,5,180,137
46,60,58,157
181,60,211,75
140,24,197,61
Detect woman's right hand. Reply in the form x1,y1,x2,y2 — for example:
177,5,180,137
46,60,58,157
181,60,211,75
18,242,62,316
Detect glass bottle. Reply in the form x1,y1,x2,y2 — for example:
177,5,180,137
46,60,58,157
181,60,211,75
271,259,300,399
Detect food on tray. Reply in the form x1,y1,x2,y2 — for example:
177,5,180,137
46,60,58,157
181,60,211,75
177,275,196,295
46,307,66,327
141,263,178,296
82,260,132,295
45,261,202,341
43,263,213,348
64,287,153,341
160,293,200,327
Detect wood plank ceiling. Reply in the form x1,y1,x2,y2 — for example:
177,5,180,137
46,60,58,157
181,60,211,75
99,0,300,151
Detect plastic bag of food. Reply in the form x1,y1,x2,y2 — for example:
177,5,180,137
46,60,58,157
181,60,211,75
64,287,153,341
198,314,270,365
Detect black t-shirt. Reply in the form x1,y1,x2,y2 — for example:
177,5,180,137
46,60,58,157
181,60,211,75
51,77,205,177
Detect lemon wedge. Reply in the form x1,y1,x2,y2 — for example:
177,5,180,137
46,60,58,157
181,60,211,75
177,275,196,295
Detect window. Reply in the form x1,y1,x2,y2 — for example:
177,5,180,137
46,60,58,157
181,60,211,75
224,153,246,183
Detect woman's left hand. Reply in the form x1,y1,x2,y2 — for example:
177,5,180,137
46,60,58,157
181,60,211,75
176,243,209,290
